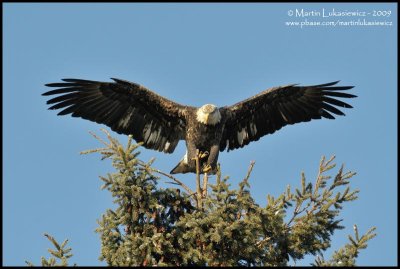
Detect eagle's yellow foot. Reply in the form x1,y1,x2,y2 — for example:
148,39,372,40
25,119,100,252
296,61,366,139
191,151,209,161
199,151,209,159
202,164,212,173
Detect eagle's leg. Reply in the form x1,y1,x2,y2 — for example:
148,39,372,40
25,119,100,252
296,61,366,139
186,142,199,168
202,145,219,174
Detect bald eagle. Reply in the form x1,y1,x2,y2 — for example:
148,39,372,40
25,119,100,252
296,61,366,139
43,78,356,174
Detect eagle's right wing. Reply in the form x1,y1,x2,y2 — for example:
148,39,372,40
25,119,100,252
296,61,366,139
220,81,356,151
43,78,190,153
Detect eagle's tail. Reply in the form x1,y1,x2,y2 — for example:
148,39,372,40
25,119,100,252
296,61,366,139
170,154,217,175
170,158,195,174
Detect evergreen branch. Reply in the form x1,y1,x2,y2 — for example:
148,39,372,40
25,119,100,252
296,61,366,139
256,236,271,249
137,161,194,197
25,234,75,266
282,156,369,263
36,131,377,266
241,161,255,192
287,200,311,227
89,129,110,147
312,225,377,266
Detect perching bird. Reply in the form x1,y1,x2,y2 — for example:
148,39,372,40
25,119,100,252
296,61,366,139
43,78,356,174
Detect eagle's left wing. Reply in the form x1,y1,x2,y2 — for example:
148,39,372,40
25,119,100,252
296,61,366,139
220,81,356,151
43,78,190,153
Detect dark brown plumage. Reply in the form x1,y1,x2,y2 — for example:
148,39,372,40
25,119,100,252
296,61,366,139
44,78,189,154
220,81,356,151
43,78,356,174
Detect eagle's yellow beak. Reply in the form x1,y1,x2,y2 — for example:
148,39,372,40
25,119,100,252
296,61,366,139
204,114,209,123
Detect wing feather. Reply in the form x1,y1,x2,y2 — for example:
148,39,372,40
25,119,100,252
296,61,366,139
43,78,189,153
221,81,356,151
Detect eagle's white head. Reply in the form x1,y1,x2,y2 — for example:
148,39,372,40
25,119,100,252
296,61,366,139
196,104,221,126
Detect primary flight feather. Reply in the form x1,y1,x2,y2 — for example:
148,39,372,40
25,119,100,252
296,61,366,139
43,78,356,174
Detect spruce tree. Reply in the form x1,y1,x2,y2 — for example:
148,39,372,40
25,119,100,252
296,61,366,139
27,129,376,266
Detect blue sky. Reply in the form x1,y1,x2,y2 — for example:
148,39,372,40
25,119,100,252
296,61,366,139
3,3,397,266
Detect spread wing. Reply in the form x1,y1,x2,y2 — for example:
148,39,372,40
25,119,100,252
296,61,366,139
220,81,356,151
43,78,189,153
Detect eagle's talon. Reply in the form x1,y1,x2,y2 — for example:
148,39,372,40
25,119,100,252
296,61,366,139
199,151,209,159
202,164,212,173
